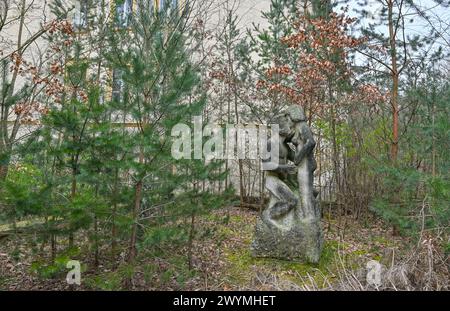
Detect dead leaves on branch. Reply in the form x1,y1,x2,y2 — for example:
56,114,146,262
6,18,91,123
258,11,388,117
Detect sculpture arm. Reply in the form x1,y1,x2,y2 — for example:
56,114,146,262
294,124,316,165
262,161,296,174
276,164,297,175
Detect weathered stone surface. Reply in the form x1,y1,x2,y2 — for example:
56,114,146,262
251,202,323,264
251,105,323,263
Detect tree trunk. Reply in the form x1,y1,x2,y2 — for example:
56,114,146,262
0,0,26,181
388,0,401,236
388,0,399,163
187,211,196,270
128,179,142,264
0,163,8,180
69,172,77,248
111,168,119,258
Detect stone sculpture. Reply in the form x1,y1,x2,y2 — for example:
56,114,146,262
251,105,323,263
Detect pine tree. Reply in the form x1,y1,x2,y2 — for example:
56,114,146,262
104,2,231,283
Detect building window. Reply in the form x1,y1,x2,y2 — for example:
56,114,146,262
73,0,88,29
139,0,154,14
148,0,155,13
158,0,188,16
176,0,189,17
171,0,179,14
112,69,124,102
159,0,181,12
116,0,133,27
181,0,189,16
159,0,165,11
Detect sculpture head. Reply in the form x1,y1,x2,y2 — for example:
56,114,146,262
273,105,306,139
286,105,307,123
274,113,294,138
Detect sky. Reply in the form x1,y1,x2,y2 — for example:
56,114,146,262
346,0,450,47
228,0,449,70
232,0,450,48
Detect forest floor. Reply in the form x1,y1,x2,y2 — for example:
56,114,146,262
0,206,411,290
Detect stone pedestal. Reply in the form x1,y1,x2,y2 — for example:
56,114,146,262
251,213,323,264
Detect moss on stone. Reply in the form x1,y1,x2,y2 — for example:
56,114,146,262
224,238,342,288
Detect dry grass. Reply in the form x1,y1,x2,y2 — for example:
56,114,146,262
0,206,448,291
